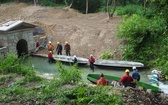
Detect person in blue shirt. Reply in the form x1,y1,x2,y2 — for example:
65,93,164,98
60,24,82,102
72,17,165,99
131,66,140,81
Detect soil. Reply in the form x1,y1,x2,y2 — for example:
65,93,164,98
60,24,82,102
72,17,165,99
0,2,123,59
1,2,168,105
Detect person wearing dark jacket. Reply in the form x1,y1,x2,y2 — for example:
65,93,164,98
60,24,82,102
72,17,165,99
132,66,140,81
72,55,78,65
56,42,62,55
64,41,71,56
88,54,95,72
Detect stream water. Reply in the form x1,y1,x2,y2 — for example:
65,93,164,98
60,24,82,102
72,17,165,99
28,56,168,94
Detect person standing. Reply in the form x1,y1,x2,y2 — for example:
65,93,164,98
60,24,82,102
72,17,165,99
47,41,54,54
64,41,71,56
88,54,95,72
48,51,54,63
56,42,62,55
132,66,140,81
119,69,135,87
97,73,109,86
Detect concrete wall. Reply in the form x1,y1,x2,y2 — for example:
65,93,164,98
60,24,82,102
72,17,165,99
0,28,36,56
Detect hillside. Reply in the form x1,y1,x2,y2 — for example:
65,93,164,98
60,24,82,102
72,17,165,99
0,2,122,59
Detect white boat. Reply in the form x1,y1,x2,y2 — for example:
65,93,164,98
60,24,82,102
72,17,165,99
94,59,144,68
53,55,88,65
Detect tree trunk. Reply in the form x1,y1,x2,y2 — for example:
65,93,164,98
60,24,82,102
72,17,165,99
64,0,68,6
107,0,109,13
34,0,36,6
86,0,89,14
68,0,74,8
107,0,117,19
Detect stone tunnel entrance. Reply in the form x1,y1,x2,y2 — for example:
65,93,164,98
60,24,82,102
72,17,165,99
16,39,28,57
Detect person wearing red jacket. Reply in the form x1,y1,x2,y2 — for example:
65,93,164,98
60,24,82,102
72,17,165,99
88,54,95,72
119,69,135,87
48,51,54,63
64,41,71,56
97,73,109,86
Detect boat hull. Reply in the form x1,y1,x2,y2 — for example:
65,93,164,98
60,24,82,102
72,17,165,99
87,74,160,93
94,60,144,69
53,55,88,66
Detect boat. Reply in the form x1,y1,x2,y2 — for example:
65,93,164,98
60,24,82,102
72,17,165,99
87,74,160,93
53,55,88,65
94,60,144,69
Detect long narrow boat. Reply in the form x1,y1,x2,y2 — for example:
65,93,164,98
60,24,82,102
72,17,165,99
53,55,88,65
87,74,160,93
94,60,144,69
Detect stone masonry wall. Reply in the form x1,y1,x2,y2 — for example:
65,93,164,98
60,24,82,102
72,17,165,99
0,28,36,56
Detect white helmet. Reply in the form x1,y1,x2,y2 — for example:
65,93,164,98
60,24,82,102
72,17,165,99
132,66,136,70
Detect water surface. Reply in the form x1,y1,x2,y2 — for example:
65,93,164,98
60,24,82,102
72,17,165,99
29,56,151,84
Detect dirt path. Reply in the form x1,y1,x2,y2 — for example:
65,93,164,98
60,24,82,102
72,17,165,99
0,2,123,59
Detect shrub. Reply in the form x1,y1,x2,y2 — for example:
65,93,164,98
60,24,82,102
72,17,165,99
117,14,167,67
56,61,83,84
100,50,114,60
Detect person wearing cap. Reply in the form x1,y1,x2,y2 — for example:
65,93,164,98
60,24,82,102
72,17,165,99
72,55,78,65
119,69,134,87
132,66,140,81
56,42,62,55
64,41,71,56
47,41,54,53
88,54,95,72
48,51,54,63
97,73,109,86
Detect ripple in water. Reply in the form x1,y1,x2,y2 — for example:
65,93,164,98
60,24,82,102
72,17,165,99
159,82,168,94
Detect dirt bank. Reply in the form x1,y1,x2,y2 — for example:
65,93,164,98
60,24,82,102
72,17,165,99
0,2,123,59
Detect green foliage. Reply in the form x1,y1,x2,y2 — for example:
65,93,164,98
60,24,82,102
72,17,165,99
56,61,83,84
0,55,124,104
38,0,65,7
115,5,155,19
117,14,167,67
0,53,35,75
115,5,144,16
0,0,15,3
55,85,123,104
151,0,168,23
100,50,114,60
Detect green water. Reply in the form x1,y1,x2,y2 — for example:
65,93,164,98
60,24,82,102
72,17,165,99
29,56,151,84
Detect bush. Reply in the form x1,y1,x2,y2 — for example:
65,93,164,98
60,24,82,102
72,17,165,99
100,50,114,60
117,14,167,67
115,5,144,16
115,5,155,19
56,61,83,84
